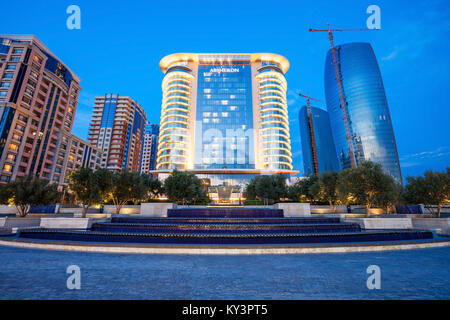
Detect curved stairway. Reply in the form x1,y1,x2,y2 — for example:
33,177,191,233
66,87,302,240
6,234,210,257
16,212,434,245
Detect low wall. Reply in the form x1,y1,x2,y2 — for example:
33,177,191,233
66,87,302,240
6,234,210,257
0,217,41,229
0,205,18,214
344,218,413,229
103,205,140,215
141,203,173,217
274,203,311,217
412,218,450,234
40,218,102,229
343,217,450,234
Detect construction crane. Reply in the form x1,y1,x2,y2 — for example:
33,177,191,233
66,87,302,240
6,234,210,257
309,24,371,168
298,92,326,176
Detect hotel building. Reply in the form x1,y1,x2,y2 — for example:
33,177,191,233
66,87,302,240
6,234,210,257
140,123,159,174
324,42,402,180
88,94,147,172
0,35,81,184
155,53,296,199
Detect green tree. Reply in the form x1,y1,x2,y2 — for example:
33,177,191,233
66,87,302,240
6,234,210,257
312,171,340,212
68,168,103,217
287,175,318,202
403,168,450,217
0,176,59,217
108,170,148,214
337,161,399,216
244,175,287,205
141,173,163,200
163,169,209,205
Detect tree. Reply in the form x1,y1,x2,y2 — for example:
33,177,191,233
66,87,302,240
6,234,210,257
287,175,318,202
337,161,399,216
0,176,59,217
257,175,287,205
141,173,163,200
163,169,209,205
403,168,450,217
108,170,148,214
244,175,287,205
312,171,340,212
68,168,103,217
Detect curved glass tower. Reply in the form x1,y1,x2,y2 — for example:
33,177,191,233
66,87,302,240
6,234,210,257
156,53,296,202
299,106,339,175
324,42,402,181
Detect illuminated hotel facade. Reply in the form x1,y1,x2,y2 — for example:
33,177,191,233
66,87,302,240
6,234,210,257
155,53,296,198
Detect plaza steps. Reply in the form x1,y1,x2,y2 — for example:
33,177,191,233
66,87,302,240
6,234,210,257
90,221,362,234
17,228,433,245
167,207,283,218
14,214,434,245
111,216,341,225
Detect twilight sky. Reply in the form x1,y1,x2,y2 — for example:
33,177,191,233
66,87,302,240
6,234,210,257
1,0,449,181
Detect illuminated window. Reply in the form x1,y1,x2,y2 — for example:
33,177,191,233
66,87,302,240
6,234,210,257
222,112,228,117
3,164,12,172
9,144,18,151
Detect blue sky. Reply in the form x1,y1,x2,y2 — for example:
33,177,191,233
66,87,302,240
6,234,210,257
1,0,449,180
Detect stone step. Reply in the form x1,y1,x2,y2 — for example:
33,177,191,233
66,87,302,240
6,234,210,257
111,217,341,225
18,228,434,245
91,222,361,234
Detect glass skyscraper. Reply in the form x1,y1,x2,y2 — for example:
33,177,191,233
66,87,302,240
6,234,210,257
324,42,402,181
299,106,339,175
156,53,296,200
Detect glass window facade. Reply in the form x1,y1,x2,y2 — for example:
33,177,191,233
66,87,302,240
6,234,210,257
194,64,254,169
324,42,402,181
299,106,339,175
100,98,117,127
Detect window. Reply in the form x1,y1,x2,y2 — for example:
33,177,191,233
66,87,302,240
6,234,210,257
0,82,10,88
3,73,13,79
3,164,13,172
6,65,16,70
33,55,43,64
10,57,20,62
13,49,23,54
6,154,15,162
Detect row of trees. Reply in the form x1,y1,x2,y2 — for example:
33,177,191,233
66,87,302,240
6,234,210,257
245,162,450,217
0,162,448,217
68,168,163,217
0,168,209,217
69,168,209,215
